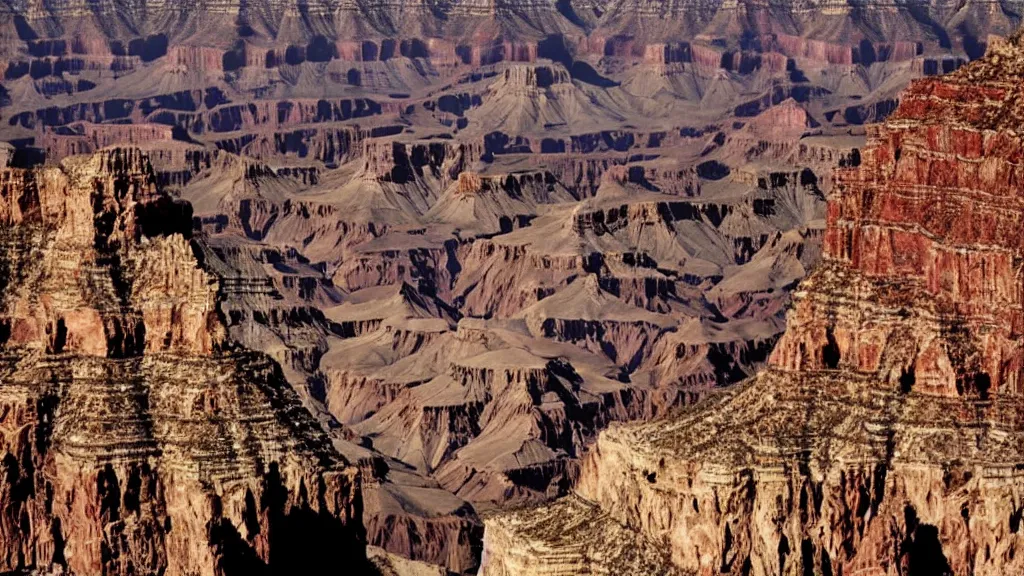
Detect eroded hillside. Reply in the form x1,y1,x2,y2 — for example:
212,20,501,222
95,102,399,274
0,1,1019,574
482,32,1024,576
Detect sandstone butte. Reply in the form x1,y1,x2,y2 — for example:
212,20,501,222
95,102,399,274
480,32,1024,576
0,147,373,575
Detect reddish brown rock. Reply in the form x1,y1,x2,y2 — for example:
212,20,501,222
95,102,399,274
168,45,226,73
482,32,1024,576
774,34,1024,397
41,123,177,165
773,34,855,65
0,148,371,576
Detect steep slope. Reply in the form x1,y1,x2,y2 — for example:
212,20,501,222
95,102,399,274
0,148,370,575
481,32,1024,576
5,2,1023,572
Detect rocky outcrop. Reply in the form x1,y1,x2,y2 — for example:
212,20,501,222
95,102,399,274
0,148,371,575
4,4,1009,571
481,31,1024,576
493,64,572,91
482,496,684,576
361,140,472,186
368,546,447,576
40,122,178,160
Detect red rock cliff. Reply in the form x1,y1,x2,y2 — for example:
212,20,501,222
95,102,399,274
771,34,1024,399
0,148,370,576
482,32,1024,576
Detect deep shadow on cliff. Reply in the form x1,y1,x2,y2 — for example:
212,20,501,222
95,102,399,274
0,148,380,576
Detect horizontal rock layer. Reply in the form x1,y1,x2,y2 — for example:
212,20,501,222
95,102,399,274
480,30,1024,576
0,149,372,576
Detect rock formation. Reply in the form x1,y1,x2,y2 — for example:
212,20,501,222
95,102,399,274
0,0,996,173
481,32,1024,576
178,132,829,521
0,148,371,575
4,2,1024,574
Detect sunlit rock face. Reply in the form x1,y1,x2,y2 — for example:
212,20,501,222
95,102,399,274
481,33,1024,576
0,148,370,576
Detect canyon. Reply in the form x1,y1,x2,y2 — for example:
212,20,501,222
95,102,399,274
481,30,1024,576
0,1,1021,574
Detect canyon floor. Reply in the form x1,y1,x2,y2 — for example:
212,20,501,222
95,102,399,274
0,1,1021,575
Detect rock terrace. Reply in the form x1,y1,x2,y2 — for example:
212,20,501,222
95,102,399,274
481,30,1024,576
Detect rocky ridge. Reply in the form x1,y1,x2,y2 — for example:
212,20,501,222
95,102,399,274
0,147,373,575
481,31,1024,576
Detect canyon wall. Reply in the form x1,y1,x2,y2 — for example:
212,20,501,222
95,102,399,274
482,32,1024,576
0,148,371,576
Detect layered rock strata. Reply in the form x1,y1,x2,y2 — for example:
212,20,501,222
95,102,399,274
0,148,371,576
482,32,1024,576
0,0,987,175
186,142,828,518
2,1,1013,573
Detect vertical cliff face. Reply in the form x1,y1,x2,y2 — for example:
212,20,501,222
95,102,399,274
0,148,220,357
771,34,1024,399
0,148,370,576
482,33,1024,576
